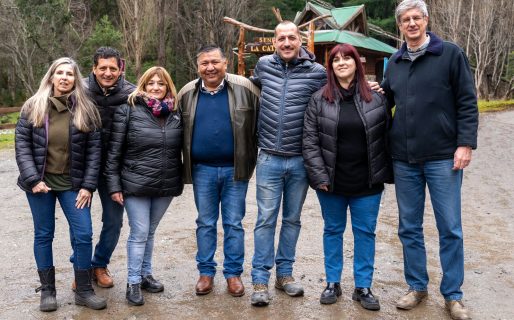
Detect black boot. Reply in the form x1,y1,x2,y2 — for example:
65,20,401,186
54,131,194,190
36,267,57,312
141,275,164,293
320,282,342,304
352,287,380,310
126,283,144,306
74,269,107,310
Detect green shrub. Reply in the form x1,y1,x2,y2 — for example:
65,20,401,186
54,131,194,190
478,100,514,112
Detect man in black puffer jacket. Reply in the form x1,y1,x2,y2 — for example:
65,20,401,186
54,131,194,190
80,47,135,288
249,21,327,307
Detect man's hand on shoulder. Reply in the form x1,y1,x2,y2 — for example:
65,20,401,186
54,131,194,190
368,81,384,94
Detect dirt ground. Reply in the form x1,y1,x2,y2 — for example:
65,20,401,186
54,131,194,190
0,110,512,320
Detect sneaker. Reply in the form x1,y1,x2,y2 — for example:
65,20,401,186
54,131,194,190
445,300,471,320
251,284,269,307
141,275,164,293
275,276,304,297
126,283,144,306
352,288,380,311
396,289,428,310
320,283,342,305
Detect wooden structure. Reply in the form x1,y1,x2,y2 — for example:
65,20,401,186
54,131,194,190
224,1,397,81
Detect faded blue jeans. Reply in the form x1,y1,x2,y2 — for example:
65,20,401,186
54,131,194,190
27,190,93,270
125,196,173,284
251,150,309,284
192,164,248,278
393,159,464,301
316,190,382,287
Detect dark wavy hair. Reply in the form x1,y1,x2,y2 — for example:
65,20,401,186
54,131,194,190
322,43,372,103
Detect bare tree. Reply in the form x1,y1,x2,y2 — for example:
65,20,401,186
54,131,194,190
157,0,167,67
117,0,157,78
429,0,514,99
169,0,255,83
0,0,38,95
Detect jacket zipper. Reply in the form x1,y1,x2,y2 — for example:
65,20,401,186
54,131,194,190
227,86,237,181
354,96,373,188
277,62,289,151
329,100,341,192
160,113,167,190
41,115,50,181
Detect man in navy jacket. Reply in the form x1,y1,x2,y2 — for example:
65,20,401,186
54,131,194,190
381,1,477,319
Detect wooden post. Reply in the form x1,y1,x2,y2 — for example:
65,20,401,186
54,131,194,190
238,27,246,76
308,21,315,54
324,46,330,68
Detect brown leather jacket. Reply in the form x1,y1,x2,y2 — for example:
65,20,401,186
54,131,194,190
177,73,260,184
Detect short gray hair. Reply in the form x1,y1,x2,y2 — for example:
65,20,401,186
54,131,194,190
395,0,429,24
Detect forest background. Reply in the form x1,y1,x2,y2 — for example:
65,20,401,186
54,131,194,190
0,0,513,107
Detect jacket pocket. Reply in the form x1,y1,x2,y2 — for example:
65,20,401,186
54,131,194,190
438,112,456,138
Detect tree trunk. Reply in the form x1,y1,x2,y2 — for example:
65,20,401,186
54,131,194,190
157,0,166,67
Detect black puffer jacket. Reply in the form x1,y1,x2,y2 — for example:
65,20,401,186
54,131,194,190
84,73,135,167
104,99,183,197
15,109,101,192
303,88,393,191
251,47,326,156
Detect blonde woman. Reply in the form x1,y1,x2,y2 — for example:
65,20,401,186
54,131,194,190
105,66,183,306
15,57,106,311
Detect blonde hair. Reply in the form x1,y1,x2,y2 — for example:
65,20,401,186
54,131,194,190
128,66,178,111
20,57,101,132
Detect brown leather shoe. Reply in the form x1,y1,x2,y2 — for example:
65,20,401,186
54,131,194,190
226,277,245,297
195,276,214,295
93,267,114,288
71,280,76,292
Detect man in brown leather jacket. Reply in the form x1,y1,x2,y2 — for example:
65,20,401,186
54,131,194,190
177,45,259,298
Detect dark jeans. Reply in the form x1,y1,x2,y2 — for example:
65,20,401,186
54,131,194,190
69,177,124,268
91,177,124,268
27,190,93,270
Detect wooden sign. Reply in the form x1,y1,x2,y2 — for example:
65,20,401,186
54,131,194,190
254,37,274,43
245,43,275,53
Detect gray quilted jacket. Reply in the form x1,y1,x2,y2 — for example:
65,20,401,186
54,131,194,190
251,47,326,156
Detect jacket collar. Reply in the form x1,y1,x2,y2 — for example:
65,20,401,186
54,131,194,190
392,31,443,62
271,46,316,68
194,74,234,92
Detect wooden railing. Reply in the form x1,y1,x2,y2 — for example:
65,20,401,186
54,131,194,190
0,107,21,130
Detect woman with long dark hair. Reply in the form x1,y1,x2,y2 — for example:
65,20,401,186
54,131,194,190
105,66,183,306
303,44,392,310
15,57,106,311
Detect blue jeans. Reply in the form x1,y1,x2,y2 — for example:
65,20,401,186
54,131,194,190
27,190,93,270
393,159,464,301
316,190,382,287
69,177,124,267
125,196,172,284
92,176,124,268
192,164,248,278
251,150,309,284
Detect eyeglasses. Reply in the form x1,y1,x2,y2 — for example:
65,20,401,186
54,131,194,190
400,15,425,25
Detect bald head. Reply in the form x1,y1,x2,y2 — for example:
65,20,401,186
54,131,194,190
274,21,300,37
